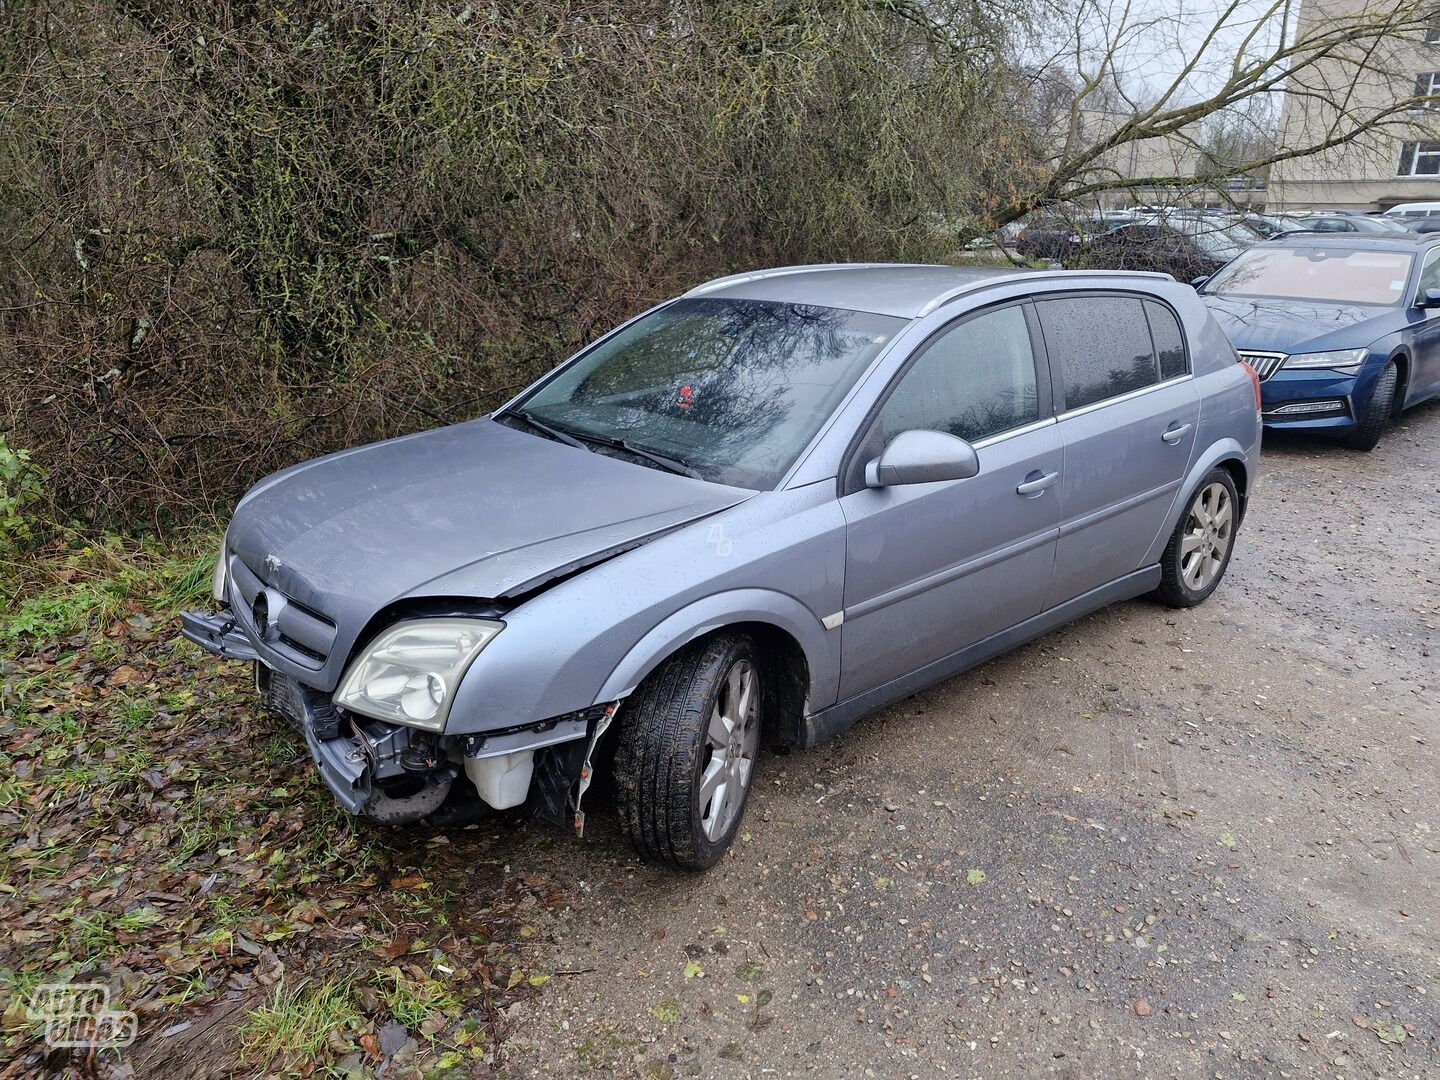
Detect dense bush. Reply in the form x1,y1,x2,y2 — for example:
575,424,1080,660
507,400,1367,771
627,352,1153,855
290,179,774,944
1,1,1041,529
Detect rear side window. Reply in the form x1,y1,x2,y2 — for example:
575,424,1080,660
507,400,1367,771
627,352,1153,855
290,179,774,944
875,305,1040,444
1037,296,1158,411
1144,301,1188,380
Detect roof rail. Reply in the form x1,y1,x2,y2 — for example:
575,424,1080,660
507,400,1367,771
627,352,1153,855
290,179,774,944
915,268,1173,316
683,262,975,298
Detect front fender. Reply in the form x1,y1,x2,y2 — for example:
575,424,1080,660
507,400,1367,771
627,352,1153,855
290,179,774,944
1142,436,1255,566
595,588,839,711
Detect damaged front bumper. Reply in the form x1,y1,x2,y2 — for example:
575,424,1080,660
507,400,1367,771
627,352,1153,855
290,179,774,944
181,607,616,830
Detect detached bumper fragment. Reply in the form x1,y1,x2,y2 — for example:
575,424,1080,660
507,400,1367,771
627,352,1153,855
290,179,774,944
180,609,258,662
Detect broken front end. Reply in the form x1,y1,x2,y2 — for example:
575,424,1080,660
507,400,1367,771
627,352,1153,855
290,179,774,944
179,556,616,831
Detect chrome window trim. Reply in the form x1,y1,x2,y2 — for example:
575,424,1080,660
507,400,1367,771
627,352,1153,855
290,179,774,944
1055,373,1194,422
971,415,1057,450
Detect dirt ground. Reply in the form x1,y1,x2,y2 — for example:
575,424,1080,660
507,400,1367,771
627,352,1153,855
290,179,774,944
456,402,1438,1079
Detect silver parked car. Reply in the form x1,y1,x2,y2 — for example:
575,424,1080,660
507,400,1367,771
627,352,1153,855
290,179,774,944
183,264,1261,869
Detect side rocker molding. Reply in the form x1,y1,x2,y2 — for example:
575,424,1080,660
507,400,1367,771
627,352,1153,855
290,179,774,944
800,566,1161,749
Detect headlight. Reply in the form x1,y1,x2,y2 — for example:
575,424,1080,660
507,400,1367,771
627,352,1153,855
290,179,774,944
1283,348,1368,371
211,545,228,604
334,618,504,731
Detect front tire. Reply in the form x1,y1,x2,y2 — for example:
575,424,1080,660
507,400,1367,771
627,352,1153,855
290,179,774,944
614,634,762,871
1154,469,1239,608
1341,361,1398,451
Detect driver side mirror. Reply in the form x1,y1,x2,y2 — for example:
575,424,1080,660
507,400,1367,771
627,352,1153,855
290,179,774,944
1419,287,1440,309
1190,275,1211,291
864,429,980,488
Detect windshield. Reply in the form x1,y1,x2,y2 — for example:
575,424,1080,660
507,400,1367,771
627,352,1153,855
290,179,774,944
511,298,903,489
1203,246,1415,305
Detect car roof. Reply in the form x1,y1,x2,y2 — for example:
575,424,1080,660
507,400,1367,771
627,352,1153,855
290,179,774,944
1258,231,1440,250
683,263,1167,318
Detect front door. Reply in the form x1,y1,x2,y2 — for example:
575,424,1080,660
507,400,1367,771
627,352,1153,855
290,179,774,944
837,302,1062,700
1407,246,1440,403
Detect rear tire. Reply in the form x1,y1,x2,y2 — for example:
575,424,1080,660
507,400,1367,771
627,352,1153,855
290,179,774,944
1341,361,1398,451
1154,468,1239,608
614,633,763,871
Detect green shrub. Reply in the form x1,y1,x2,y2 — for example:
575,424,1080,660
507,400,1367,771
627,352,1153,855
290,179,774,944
0,436,44,553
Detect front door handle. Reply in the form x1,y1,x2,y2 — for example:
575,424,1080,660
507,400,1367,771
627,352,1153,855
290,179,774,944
1161,422,1193,444
1016,470,1060,496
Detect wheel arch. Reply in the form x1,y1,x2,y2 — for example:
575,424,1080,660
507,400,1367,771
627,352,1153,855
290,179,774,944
1387,347,1411,415
596,590,836,748
1213,457,1249,522
1143,439,1252,566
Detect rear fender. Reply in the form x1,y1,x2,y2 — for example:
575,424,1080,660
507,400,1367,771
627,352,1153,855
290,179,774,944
1142,439,1251,566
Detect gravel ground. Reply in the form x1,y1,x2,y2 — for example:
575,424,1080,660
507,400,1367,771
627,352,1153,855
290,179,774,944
468,404,1439,1080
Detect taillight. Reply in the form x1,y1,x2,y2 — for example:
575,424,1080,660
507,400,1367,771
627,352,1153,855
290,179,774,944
1239,360,1262,411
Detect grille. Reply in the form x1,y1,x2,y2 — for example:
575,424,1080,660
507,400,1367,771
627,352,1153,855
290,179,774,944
228,554,337,669
1238,350,1287,381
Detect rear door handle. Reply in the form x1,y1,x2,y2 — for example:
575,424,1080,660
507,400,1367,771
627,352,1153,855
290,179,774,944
1016,470,1060,496
1161,423,1193,444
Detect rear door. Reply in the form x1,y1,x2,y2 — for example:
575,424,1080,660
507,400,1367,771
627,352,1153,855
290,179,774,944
1037,294,1201,606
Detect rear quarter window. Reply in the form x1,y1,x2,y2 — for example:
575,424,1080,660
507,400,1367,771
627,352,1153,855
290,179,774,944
1037,296,1159,411
1143,301,1189,380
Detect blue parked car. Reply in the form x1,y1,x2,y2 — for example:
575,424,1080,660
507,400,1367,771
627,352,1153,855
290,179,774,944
1200,232,1440,449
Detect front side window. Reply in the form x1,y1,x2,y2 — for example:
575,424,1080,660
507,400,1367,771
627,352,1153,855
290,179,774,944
515,298,902,489
1037,297,1159,411
1398,140,1440,176
874,305,1040,446
1417,248,1440,301
1203,246,1415,305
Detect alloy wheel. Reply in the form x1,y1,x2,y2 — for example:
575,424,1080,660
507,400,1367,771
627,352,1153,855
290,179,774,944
699,659,760,841
1180,481,1233,591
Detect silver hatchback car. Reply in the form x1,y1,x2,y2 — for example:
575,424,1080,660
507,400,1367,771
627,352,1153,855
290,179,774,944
183,265,1261,869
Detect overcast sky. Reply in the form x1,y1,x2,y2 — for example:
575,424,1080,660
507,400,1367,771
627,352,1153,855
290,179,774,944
1044,0,1295,105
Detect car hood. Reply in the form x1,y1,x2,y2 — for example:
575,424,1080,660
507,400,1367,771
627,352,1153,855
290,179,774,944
1201,294,1399,353
228,417,751,620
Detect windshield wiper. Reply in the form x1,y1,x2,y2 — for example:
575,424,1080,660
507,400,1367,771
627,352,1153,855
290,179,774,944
603,436,705,480
502,409,587,450
567,426,703,479
508,410,703,479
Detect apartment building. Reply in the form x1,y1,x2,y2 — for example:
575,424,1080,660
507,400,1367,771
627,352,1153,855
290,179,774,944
1270,1,1440,210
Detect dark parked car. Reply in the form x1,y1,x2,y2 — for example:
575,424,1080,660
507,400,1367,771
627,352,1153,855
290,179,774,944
1237,213,1302,239
1200,233,1440,449
1079,222,1249,280
184,265,1260,869
1015,217,1085,260
1297,213,1412,235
